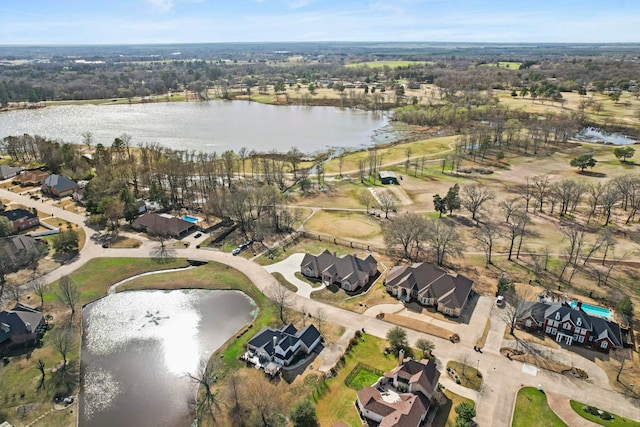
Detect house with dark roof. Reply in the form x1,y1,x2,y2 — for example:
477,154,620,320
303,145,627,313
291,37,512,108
132,212,196,238
0,235,47,267
0,165,23,180
0,303,46,352
385,263,473,317
41,174,80,197
517,301,623,351
300,249,378,292
245,324,321,374
0,208,39,234
357,354,440,427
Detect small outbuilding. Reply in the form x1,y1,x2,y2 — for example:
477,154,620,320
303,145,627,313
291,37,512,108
379,171,399,185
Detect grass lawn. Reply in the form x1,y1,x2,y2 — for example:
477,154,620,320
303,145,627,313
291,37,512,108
512,387,567,427
271,272,298,292
432,389,475,427
345,365,382,390
570,400,640,427
315,334,397,426
446,361,482,391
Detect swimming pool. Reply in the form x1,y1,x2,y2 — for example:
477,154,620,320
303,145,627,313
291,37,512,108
182,215,199,224
570,301,611,319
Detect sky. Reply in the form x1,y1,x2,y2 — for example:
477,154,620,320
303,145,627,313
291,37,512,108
0,0,638,45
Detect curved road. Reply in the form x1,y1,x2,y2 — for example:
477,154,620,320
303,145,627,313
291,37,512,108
2,187,639,426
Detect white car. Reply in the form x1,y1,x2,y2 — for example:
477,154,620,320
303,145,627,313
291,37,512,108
496,295,505,306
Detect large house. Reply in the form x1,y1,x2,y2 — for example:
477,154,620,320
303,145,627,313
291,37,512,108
132,212,196,238
517,301,623,351
0,208,40,234
300,249,378,292
41,174,80,197
385,263,473,317
357,354,440,427
0,303,46,352
245,324,321,374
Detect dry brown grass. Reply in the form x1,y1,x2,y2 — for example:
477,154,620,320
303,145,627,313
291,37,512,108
594,350,640,399
108,236,142,248
382,312,455,340
511,353,571,374
303,210,384,244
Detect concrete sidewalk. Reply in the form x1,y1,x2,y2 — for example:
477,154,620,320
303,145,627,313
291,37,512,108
546,391,601,427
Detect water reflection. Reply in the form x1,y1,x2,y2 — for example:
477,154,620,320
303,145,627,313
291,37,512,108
575,127,637,145
80,289,255,427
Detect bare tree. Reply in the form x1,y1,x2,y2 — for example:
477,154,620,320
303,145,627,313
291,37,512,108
424,219,463,266
245,371,286,427
316,307,327,336
517,176,535,212
378,190,397,219
560,224,585,282
461,184,495,221
224,372,247,426
267,283,294,325
473,221,501,265
187,358,224,423
505,210,528,261
55,276,81,321
499,284,534,335
5,281,22,304
532,175,550,212
383,212,427,260
499,198,523,223
358,189,375,213
51,327,73,366
31,276,49,308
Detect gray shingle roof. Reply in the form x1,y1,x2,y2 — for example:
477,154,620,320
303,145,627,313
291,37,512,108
43,174,78,193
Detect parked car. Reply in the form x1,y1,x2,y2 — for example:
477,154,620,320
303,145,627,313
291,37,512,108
232,248,241,256
194,232,202,238
496,295,505,307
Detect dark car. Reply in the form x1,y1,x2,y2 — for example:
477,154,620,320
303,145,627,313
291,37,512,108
194,232,202,238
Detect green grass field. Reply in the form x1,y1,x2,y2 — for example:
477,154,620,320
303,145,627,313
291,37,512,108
512,387,567,427
432,389,476,427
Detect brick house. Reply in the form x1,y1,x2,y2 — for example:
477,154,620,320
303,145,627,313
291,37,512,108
517,301,623,351
0,208,40,233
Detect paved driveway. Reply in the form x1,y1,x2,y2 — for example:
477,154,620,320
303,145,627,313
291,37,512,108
263,252,326,298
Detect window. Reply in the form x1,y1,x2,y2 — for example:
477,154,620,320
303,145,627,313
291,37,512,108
422,298,427,304
525,320,532,328
552,320,559,327
563,322,571,330
601,341,608,349
578,336,584,343
545,326,552,334
573,334,578,341
576,317,582,327
555,312,561,320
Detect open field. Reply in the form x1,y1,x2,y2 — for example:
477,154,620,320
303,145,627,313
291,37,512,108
304,210,384,243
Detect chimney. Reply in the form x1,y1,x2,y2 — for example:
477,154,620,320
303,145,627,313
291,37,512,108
398,348,405,367
272,336,278,354
25,322,32,333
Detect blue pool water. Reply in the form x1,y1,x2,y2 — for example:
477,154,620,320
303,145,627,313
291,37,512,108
182,215,199,223
570,301,611,319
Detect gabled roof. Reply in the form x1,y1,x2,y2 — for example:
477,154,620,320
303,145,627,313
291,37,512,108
0,303,44,345
545,303,592,330
247,323,321,359
0,208,37,222
357,386,428,427
42,174,78,192
301,249,377,287
386,263,473,310
589,316,623,347
391,358,440,396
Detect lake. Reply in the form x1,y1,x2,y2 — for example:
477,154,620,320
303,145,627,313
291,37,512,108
575,127,637,145
0,101,394,154
79,289,256,427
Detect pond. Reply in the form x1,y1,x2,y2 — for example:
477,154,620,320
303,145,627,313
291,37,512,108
575,127,637,145
0,101,396,154
79,289,256,427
